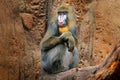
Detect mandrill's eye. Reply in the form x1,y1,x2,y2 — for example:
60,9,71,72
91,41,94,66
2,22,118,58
63,11,68,14
58,11,68,15
58,12,63,15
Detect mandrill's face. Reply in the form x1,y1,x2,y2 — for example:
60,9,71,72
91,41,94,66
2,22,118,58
57,11,68,27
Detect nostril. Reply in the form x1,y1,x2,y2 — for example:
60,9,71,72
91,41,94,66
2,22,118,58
59,22,63,25
60,22,63,24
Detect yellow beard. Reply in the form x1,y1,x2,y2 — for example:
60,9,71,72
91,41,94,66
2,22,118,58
59,26,69,33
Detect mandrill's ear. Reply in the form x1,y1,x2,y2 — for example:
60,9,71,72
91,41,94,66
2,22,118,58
68,6,76,22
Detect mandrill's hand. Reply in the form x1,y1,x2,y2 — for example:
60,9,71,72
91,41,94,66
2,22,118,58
59,31,75,52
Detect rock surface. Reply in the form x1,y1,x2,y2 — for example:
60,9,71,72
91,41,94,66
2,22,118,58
0,0,120,80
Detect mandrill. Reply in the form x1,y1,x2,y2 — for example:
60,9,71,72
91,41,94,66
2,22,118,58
40,4,79,74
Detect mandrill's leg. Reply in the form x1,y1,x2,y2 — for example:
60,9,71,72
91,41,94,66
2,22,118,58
62,48,73,71
69,47,79,68
42,44,66,74
62,47,79,71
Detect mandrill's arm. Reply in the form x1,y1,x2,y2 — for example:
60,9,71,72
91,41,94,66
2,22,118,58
40,23,62,51
60,31,75,52
59,25,77,52
41,37,62,51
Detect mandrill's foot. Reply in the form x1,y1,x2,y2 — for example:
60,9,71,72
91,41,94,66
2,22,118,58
61,66,69,72
51,66,69,74
40,68,48,76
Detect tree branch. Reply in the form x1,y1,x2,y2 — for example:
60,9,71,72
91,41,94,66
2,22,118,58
41,41,120,80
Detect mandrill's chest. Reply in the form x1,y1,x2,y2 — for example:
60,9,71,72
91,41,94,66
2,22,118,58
59,26,69,34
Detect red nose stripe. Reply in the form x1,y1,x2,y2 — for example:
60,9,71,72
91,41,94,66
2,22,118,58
60,14,64,22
